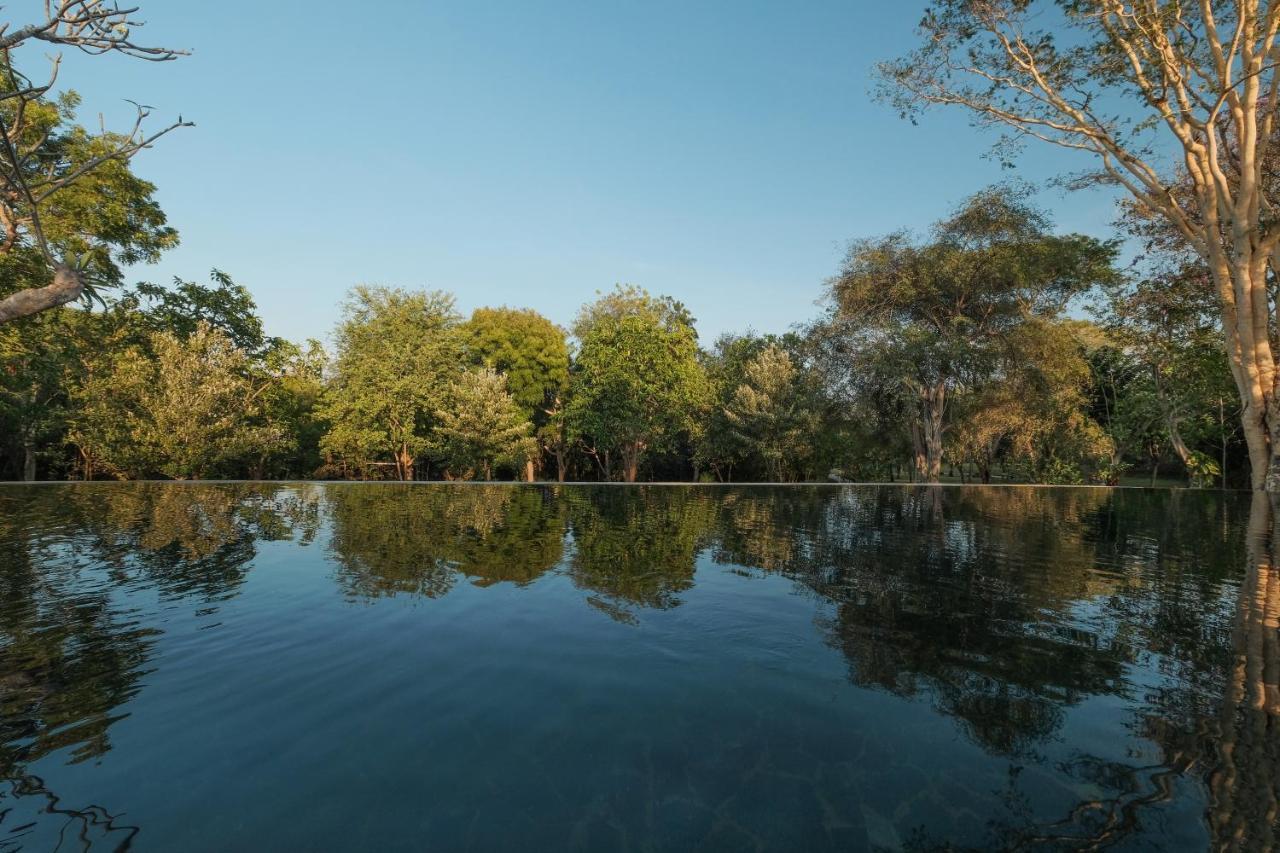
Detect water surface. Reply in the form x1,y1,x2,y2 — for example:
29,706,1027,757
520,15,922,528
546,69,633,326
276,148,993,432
0,484,1276,851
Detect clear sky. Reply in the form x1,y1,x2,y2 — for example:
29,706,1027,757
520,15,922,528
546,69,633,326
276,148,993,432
40,0,1122,344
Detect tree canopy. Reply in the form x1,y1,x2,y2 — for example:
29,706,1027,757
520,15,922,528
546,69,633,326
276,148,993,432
826,186,1117,482
880,0,1280,491
320,286,462,481
567,286,710,482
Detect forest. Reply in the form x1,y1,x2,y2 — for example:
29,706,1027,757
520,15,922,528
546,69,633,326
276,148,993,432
0,178,1238,485
0,2,1258,488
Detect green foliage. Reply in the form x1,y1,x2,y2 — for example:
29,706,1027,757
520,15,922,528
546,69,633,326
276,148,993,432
950,320,1115,484
694,333,775,481
723,345,819,482
0,309,83,479
0,85,178,306
435,368,536,480
257,339,328,478
0,228,1249,485
1185,452,1221,489
827,185,1118,482
319,286,463,479
567,286,710,482
130,271,278,356
464,307,569,422
70,323,277,479
1096,263,1237,485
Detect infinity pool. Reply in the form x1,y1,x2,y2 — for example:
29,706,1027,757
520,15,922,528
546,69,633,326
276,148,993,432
0,484,1275,850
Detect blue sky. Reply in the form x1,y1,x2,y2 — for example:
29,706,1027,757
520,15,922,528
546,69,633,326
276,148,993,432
40,0,1121,344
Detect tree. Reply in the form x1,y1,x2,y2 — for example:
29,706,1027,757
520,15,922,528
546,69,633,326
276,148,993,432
464,307,569,481
0,303,99,479
826,186,1116,481
882,1,1280,490
951,320,1115,485
434,368,536,480
130,270,278,356
70,323,276,479
723,345,819,482
0,4,189,323
567,286,709,482
1100,265,1235,486
695,333,772,482
319,286,462,480
255,338,327,479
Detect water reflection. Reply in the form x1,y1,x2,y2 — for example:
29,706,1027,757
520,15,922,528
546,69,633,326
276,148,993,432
0,483,1276,850
0,485,319,850
326,485,565,599
1207,493,1280,852
565,487,715,618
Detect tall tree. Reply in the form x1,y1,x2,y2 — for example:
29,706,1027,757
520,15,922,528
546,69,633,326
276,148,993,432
464,306,569,481
434,368,536,481
826,186,1116,482
0,4,189,323
882,1,1280,490
567,286,709,482
319,286,462,480
723,345,819,482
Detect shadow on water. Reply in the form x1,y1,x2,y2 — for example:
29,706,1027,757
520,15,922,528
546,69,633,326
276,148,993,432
0,483,1275,850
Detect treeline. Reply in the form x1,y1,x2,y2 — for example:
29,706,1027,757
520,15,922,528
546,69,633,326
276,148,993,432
0,24,1245,488
0,186,1243,485
0,185,1239,481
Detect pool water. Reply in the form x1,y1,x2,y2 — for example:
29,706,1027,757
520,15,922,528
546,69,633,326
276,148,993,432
0,484,1276,851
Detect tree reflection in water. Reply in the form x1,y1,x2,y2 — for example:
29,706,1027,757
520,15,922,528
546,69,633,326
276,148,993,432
325,484,565,599
711,485,1277,850
0,484,319,851
0,483,1276,849
1206,492,1280,852
565,486,715,620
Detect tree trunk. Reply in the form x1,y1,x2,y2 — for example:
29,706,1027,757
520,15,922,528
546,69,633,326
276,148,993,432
1207,247,1277,492
395,446,414,481
619,441,643,483
918,382,946,483
909,424,926,482
1221,398,1229,490
22,443,35,482
1155,367,1194,479
524,459,535,483
1168,417,1192,473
